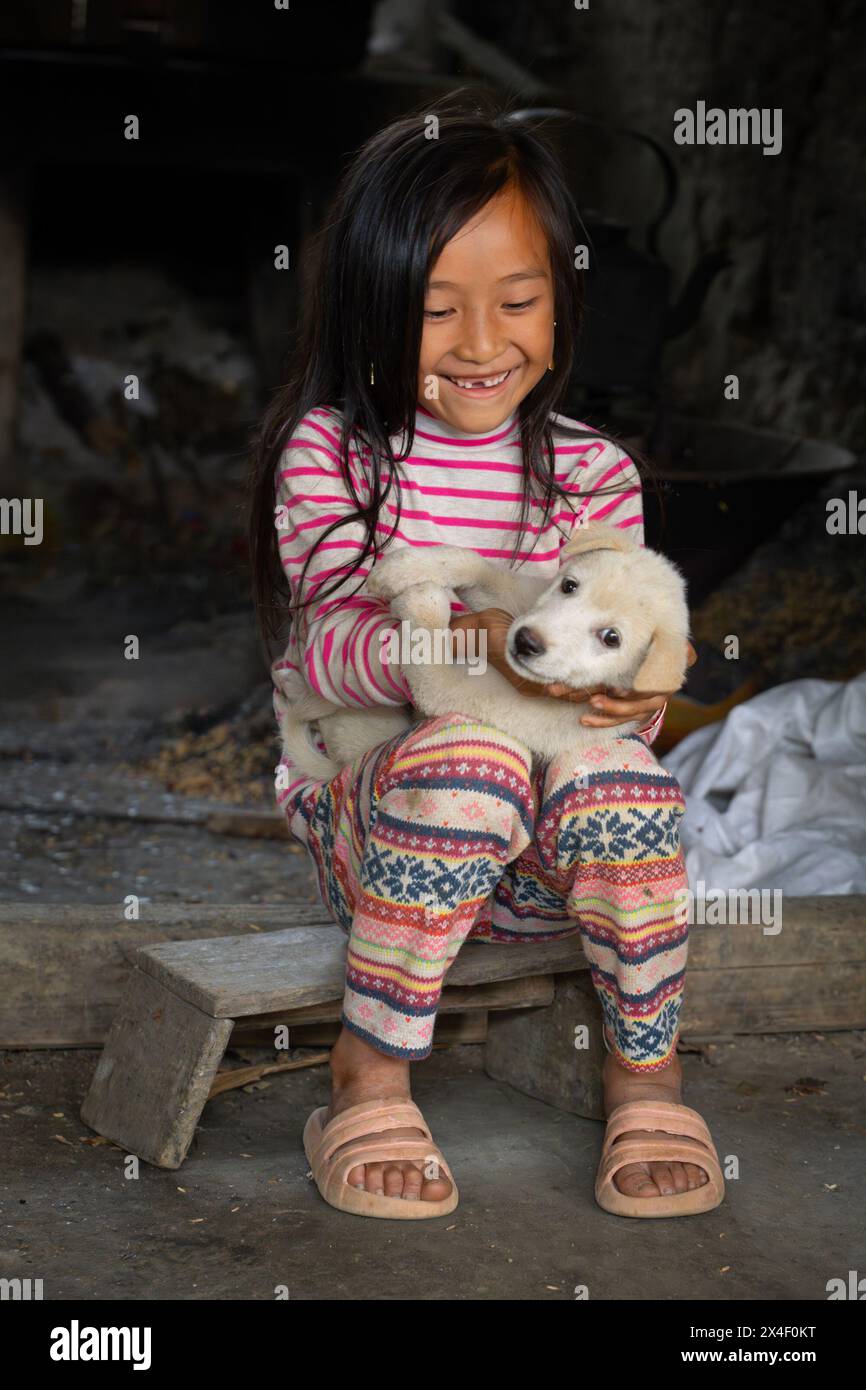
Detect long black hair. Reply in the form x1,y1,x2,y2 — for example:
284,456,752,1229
249,89,647,650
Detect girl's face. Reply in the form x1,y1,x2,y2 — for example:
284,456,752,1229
418,186,555,434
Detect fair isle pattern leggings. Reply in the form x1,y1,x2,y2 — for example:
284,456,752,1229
277,713,690,1074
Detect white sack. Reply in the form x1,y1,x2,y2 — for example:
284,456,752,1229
661,673,866,895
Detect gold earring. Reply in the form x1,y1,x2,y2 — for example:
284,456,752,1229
369,361,375,386
548,319,557,371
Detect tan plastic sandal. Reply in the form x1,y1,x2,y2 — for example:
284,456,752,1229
595,1099,726,1218
303,1095,460,1219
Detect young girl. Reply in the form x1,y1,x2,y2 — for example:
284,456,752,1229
249,97,725,1220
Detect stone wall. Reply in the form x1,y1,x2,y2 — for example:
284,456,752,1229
458,0,866,451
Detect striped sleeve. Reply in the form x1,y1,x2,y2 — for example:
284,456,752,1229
275,415,412,709
637,700,667,746
560,437,645,546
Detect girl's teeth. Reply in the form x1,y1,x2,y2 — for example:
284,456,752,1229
450,370,510,389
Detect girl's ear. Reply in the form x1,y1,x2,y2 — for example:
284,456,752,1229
631,627,688,694
560,521,637,561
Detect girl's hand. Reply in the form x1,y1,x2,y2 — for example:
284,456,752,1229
451,612,696,725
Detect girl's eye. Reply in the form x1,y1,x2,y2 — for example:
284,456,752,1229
423,297,540,319
561,577,579,594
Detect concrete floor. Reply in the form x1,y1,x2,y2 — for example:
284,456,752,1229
2,1030,863,1301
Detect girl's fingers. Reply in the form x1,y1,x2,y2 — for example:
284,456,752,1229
590,693,666,714
581,691,666,727
546,682,593,702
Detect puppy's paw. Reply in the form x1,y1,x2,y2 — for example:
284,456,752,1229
370,545,483,601
389,581,453,630
368,549,425,601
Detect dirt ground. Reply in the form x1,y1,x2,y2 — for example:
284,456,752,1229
2,1031,864,1301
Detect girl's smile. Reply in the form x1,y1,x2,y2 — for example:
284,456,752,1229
441,363,523,399
419,186,554,432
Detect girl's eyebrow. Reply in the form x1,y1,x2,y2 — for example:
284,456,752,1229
427,268,548,290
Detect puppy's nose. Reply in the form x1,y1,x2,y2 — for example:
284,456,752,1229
513,626,546,658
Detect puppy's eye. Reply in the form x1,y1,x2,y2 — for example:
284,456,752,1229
598,628,621,648
561,577,579,594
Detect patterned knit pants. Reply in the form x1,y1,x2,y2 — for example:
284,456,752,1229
277,713,689,1074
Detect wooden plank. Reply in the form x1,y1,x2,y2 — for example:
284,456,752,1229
135,927,588,1017
686,894,866,969
485,972,607,1121
4,895,865,1046
0,902,334,932
137,892,866,1023
0,901,334,1048
80,968,233,1170
230,973,554,1035
0,762,289,838
680,962,866,1035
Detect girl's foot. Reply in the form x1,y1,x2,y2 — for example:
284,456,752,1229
324,1027,453,1202
602,1049,711,1198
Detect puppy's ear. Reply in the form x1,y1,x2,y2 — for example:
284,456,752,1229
631,627,688,694
560,521,637,561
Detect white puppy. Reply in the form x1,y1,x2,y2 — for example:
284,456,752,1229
276,521,689,780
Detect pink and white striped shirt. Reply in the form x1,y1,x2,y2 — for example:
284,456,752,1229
272,403,666,744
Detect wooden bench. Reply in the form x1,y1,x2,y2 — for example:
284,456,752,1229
80,921,593,1168
77,893,866,1169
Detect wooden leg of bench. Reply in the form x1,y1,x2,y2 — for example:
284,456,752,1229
484,970,607,1121
81,967,233,1169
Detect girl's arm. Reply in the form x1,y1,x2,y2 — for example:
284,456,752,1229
275,412,412,709
558,435,646,544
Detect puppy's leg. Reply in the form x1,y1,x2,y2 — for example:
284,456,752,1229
274,691,341,782
369,545,499,603
385,580,478,715
387,579,453,630
319,707,411,767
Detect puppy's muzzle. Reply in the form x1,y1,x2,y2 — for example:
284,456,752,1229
512,626,546,659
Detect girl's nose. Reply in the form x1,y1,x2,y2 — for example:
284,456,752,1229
455,310,507,364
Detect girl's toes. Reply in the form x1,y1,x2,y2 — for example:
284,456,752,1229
670,1162,691,1194
383,1163,405,1198
347,1162,366,1190
422,1175,452,1201
684,1163,704,1191
365,1161,386,1195
401,1164,424,1202
616,1162,660,1197
649,1162,677,1196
